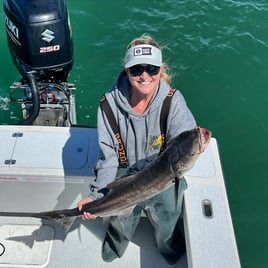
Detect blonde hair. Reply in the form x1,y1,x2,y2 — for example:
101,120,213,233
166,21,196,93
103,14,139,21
126,34,172,84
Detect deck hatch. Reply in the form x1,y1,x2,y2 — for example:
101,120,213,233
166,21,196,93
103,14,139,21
0,224,53,267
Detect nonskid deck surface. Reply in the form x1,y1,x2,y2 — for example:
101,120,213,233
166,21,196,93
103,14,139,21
0,216,187,268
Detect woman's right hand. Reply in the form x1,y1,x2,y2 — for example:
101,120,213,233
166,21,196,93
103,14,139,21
77,197,97,220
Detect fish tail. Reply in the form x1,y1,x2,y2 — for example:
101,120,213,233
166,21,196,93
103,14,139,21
34,207,81,233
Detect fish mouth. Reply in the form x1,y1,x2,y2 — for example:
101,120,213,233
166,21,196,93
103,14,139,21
195,126,212,153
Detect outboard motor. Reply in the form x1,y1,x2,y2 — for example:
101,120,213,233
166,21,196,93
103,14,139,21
4,0,76,126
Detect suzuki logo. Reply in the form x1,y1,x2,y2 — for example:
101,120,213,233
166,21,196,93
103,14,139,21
41,29,55,43
5,14,19,39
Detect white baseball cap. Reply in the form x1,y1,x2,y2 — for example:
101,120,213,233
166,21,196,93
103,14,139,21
124,44,162,68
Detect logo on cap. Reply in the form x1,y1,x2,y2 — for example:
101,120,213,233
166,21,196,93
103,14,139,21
134,47,152,56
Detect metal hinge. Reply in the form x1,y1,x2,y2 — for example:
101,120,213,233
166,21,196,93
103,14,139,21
4,159,16,165
12,132,23,138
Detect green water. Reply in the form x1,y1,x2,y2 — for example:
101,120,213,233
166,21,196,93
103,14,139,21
1,1,268,267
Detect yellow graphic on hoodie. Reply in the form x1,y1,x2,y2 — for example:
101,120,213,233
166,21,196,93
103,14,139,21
149,134,163,150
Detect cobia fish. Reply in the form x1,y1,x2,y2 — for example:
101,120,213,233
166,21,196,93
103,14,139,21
0,127,211,232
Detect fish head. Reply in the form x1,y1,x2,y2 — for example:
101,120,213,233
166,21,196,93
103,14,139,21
169,127,211,177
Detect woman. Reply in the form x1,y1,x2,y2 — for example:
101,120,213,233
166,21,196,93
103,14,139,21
78,34,196,265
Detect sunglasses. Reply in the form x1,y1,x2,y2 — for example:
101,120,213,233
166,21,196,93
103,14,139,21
128,64,160,76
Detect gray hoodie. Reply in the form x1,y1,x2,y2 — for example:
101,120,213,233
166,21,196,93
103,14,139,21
89,71,196,200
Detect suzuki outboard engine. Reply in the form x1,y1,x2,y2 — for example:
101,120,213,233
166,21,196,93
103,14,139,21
4,0,76,126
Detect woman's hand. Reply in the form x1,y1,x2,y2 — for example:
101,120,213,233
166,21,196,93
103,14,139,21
77,197,97,220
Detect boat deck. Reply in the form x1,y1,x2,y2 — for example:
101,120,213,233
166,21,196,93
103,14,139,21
0,126,240,268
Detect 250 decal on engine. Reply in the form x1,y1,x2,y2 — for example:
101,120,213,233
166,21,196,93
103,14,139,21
40,45,60,53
